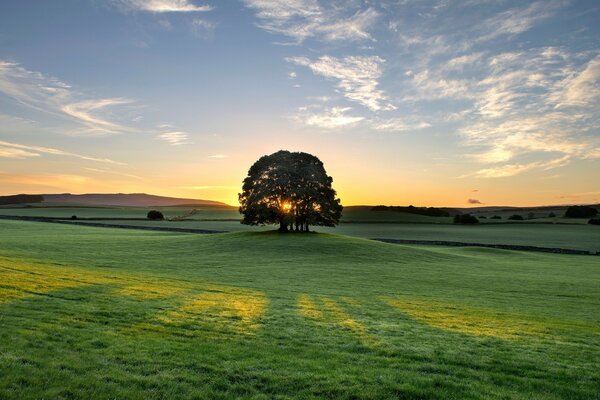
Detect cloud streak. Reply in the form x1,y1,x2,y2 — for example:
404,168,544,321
288,55,394,111
118,0,213,13
157,131,190,145
243,1,378,44
0,140,124,164
0,61,136,135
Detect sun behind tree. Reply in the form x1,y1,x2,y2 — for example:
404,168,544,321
239,150,343,232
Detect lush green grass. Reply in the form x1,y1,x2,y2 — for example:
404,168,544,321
1,220,599,399
49,218,600,252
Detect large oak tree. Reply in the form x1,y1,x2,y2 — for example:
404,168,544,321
239,150,343,232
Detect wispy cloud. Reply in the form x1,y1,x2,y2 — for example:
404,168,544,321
0,140,124,164
62,98,134,135
180,185,233,190
243,1,378,44
190,18,216,38
372,118,431,132
287,55,394,111
474,2,562,43
84,167,145,181
467,198,482,204
157,131,190,145
0,61,135,135
117,0,213,13
208,154,227,159
298,106,364,129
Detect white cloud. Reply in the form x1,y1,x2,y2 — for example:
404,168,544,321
118,0,213,13
553,56,600,108
157,131,190,145
62,98,133,135
243,1,378,44
287,55,394,111
372,118,431,132
0,61,136,135
475,2,561,43
190,18,216,38
0,140,124,164
208,154,227,158
468,156,571,178
299,107,364,129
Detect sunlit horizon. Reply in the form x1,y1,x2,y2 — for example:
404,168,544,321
1,1,599,207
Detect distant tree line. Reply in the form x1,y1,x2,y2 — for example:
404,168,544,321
0,194,44,205
564,205,598,218
453,214,479,224
372,205,450,217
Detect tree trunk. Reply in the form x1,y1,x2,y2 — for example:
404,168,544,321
279,219,287,232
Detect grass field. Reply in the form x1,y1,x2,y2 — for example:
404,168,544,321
1,220,599,399
2,204,599,252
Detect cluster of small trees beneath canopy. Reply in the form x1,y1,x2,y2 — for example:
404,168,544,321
239,150,342,232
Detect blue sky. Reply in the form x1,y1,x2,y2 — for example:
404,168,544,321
0,0,599,206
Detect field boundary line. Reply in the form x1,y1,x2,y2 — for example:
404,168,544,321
372,238,599,256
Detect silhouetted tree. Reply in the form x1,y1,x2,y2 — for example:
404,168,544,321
147,210,164,220
564,205,598,218
508,214,524,221
588,218,600,225
490,215,502,219
548,212,556,218
239,150,342,232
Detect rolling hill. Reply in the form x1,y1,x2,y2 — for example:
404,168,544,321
38,193,231,207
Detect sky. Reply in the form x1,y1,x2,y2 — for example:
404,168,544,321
0,0,599,207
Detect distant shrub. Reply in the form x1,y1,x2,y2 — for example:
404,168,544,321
564,205,598,218
147,210,164,220
479,216,487,219
71,215,77,220
589,218,600,225
490,215,501,219
548,212,556,218
454,214,479,224
508,214,524,221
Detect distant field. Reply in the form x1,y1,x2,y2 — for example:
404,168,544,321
0,220,599,399
2,204,599,252
34,219,598,252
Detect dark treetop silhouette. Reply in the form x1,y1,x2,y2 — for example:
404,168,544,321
239,150,343,232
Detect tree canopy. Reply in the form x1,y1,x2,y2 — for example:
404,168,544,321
239,150,343,232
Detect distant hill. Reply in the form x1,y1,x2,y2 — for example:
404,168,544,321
39,193,230,207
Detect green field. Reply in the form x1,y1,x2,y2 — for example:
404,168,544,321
2,204,599,252
1,220,599,399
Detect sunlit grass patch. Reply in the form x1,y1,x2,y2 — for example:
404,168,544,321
384,297,551,339
297,294,323,320
159,289,268,334
0,260,114,303
114,282,189,299
319,296,381,347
